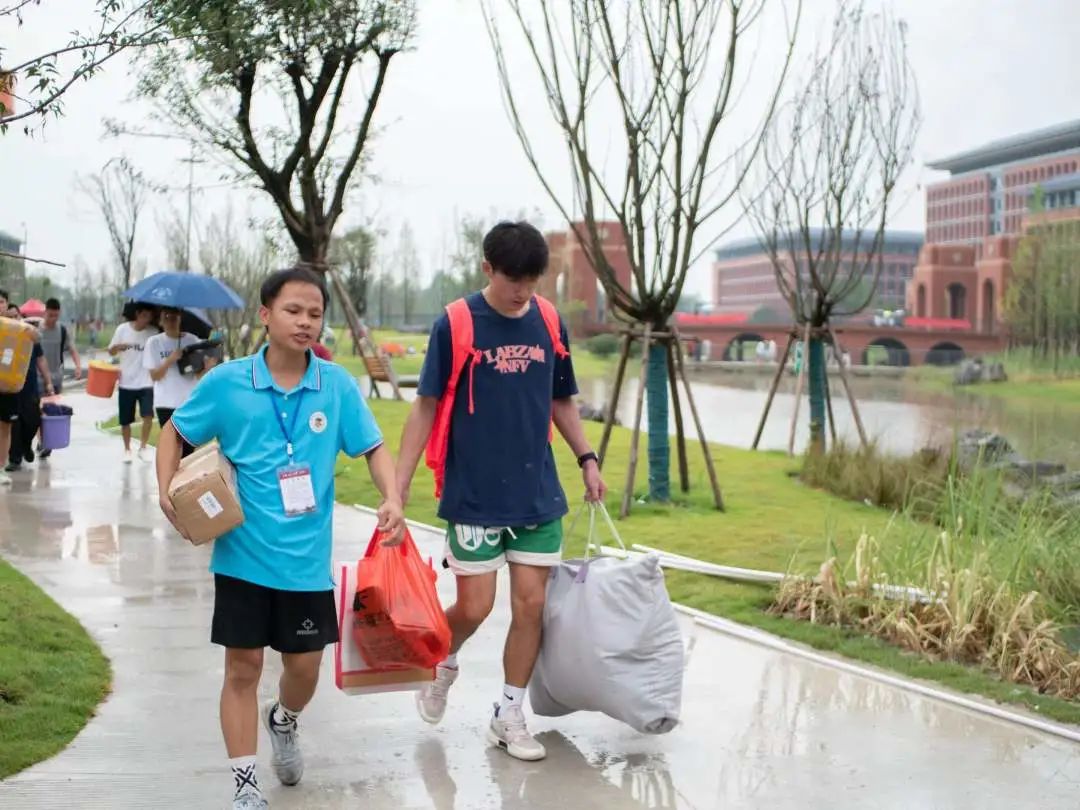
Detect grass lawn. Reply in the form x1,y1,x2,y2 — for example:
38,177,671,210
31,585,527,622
0,560,112,779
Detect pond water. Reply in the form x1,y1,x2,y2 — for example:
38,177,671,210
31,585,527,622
577,368,1080,467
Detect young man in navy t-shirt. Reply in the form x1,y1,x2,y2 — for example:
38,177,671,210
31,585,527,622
396,221,606,761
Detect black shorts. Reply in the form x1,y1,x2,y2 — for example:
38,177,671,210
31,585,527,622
211,574,339,654
156,408,195,458
0,393,18,424
118,387,154,426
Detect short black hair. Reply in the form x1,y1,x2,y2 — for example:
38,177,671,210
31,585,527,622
483,221,549,280
0,289,8,302
260,266,330,309
46,297,61,311
133,303,156,317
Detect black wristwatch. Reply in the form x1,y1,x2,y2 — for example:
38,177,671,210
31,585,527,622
577,451,599,469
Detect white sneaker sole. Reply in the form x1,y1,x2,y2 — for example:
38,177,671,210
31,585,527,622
486,727,547,761
416,690,445,725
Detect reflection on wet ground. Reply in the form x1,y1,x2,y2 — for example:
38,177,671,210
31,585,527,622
1,393,1078,809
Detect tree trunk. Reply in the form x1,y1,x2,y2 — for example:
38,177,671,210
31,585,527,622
807,335,827,453
646,340,671,502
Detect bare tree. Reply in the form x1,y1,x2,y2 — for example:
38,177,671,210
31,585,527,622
746,0,920,453
329,224,377,322
136,1,416,352
486,0,801,510
156,201,189,270
449,214,487,295
197,207,284,358
79,157,148,292
395,221,420,325
0,1,173,133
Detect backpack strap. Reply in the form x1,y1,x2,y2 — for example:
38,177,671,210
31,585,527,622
425,298,481,499
445,298,483,414
533,295,569,359
60,324,68,355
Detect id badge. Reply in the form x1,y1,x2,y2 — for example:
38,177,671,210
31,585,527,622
277,464,317,516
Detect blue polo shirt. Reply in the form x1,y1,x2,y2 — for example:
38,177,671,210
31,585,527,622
171,347,383,592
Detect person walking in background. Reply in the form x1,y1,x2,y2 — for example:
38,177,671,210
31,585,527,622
38,298,82,394
0,290,16,485
36,298,83,460
4,304,55,473
144,307,200,458
108,303,159,463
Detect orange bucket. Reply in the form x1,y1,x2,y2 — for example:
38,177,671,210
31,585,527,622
86,361,120,398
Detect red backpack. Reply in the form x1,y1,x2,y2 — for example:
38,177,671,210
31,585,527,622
424,295,569,499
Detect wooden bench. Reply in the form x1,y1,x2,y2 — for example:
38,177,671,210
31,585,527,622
361,354,419,399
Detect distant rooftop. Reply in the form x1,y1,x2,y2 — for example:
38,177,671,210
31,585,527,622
0,230,21,251
928,120,1080,174
716,228,923,262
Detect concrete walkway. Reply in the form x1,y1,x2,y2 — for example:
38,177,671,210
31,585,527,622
1,392,1078,809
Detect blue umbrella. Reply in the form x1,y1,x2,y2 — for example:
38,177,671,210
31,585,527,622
124,271,245,310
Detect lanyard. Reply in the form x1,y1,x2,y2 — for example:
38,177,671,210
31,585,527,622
270,388,306,461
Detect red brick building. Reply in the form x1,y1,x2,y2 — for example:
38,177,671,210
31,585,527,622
925,120,1080,259
541,221,632,334
712,229,923,317
913,120,1080,333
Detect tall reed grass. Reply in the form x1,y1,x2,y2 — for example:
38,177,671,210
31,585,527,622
780,446,1080,698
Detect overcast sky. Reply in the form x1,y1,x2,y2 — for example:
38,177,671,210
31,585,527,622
1,0,1078,301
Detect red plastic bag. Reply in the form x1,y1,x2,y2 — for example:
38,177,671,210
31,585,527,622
351,527,451,670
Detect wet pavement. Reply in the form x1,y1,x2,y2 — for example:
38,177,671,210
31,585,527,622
1,392,1078,809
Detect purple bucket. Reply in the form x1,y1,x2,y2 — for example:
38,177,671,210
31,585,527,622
41,413,71,451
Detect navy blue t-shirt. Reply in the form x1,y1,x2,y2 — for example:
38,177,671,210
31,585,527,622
21,343,43,397
419,293,578,526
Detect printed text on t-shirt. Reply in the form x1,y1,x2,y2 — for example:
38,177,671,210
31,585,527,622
482,344,546,374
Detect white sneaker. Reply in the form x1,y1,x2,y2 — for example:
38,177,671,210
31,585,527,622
138,446,152,462
487,703,546,761
262,700,304,786
416,664,459,725
0,473,11,487
122,449,133,464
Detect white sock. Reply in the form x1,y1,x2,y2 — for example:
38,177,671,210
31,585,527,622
499,684,526,715
442,653,458,669
270,701,299,731
229,755,259,799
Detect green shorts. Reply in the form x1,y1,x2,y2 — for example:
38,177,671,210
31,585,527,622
445,520,563,576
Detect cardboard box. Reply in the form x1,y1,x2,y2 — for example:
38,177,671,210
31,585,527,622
167,443,244,545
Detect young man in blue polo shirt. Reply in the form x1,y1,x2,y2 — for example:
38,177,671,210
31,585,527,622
156,267,404,810
395,221,606,762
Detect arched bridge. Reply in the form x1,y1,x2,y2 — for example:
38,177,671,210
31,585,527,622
667,315,1007,366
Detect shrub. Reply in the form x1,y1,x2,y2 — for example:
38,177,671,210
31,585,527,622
584,333,620,357
801,440,950,519
771,526,1080,700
